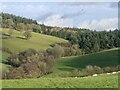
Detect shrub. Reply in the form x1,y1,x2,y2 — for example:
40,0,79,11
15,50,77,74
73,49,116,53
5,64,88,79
23,30,32,40
117,65,120,71
6,48,55,79
85,65,94,75
2,47,15,54
93,66,103,74
47,44,64,59
8,67,25,79
103,67,112,73
84,65,103,75
7,53,21,67
70,69,80,77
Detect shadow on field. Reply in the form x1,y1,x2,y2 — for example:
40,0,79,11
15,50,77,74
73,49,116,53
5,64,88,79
58,67,74,71
16,36,25,40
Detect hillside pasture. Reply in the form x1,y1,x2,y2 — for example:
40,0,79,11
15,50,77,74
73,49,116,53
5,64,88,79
54,49,119,72
2,74,118,88
1,28,68,52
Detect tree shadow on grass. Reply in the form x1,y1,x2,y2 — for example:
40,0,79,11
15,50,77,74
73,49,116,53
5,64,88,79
2,33,10,39
16,36,25,40
2,33,10,36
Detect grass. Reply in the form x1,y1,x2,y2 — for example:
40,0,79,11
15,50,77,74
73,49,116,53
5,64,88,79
0,52,10,63
1,28,119,88
1,28,68,52
53,49,119,73
1,28,67,74
2,74,118,88
0,52,11,73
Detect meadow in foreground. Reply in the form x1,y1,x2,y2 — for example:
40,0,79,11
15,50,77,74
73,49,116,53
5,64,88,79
2,74,118,88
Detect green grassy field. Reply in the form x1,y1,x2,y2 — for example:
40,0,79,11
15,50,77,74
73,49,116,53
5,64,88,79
1,28,68,73
1,28,68,52
1,28,119,88
2,74,118,88
0,52,10,63
0,52,11,73
53,49,119,73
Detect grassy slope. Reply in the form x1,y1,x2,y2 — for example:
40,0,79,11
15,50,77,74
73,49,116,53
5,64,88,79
1,49,119,88
0,52,10,63
2,28,68,52
54,49,119,73
1,29,119,88
1,28,68,72
2,74,118,88
0,52,11,72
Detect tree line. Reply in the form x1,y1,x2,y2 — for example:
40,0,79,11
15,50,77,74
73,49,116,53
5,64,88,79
1,13,120,54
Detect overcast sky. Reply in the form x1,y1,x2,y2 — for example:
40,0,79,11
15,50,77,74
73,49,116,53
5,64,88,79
0,1,118,31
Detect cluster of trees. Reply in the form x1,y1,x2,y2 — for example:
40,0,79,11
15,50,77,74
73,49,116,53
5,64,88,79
0,13,41,34
53,43,84,56
1,13,37,25
2,45,65,79
43,29,120,54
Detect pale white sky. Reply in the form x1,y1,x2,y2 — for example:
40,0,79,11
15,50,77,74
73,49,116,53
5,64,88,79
0,1,119,31
1,0,120,2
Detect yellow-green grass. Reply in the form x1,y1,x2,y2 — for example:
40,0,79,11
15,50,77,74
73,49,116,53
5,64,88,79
1,28,68,52
1,28,67,73
0,52,10,63
0,52,11,72
53,49,119,73
2,74,118,88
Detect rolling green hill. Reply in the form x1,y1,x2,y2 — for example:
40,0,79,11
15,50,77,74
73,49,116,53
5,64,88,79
54,49,119,73
1,49,119,88
1,28,68,52
1,28,68,72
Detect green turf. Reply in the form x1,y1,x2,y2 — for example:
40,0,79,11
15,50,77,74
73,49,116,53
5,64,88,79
1,28,119,88
0,52,11,73
54,49,119,72
1,28,68,52
0,52,10,63
2,74,118,88
1,28,68,74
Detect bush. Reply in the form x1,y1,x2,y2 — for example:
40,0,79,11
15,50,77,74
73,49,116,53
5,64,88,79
6,48,55,79
85,65,94,75
47,44,64,58
93,65,103,74
84,65,103,75
8,67,25,79
117,65,120,71
7,53,21,67
69,69,81,77
23,30,32,40
2,47,15,54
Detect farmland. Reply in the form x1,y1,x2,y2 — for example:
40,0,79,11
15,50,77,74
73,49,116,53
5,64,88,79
1,28,68,52
1,48,119,88
2,73,118,88
54,48,119,72
0,7,119,89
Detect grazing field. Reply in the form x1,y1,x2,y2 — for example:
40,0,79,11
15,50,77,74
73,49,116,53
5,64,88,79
1,28,68,73
1,28,68,52
0,52,10,63
54,49,119,72
1,29,119,88
2,74,118,88
0,52,11,72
